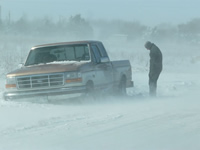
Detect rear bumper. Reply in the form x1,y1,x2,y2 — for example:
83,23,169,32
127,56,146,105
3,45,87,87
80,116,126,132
3,86,86,100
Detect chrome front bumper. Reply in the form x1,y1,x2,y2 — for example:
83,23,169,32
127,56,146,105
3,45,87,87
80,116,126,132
3,86,86,100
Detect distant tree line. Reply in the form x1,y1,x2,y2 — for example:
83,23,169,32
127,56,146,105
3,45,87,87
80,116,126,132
0,14,200,43
0,14,93,39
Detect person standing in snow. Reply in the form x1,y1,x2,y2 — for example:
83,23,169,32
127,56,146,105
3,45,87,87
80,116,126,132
144,41,163,97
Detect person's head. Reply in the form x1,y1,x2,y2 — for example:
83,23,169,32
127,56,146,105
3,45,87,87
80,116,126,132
144,41,152,50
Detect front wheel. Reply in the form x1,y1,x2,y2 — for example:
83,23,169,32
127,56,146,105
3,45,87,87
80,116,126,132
85,81,96,99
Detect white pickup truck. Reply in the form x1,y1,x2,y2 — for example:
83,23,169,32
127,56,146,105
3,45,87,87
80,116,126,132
4,40,133,100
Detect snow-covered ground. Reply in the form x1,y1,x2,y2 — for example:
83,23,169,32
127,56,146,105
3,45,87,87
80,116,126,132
0,62,200,150
0,38,200,150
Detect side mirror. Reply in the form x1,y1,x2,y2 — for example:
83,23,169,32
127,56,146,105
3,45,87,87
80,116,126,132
100,57,109,63
18,63,24,68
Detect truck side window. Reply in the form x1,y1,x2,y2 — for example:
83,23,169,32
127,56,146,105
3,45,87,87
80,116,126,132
91,45,101,63
97,43,108,57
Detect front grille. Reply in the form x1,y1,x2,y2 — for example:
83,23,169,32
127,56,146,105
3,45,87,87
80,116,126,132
17,73,64,89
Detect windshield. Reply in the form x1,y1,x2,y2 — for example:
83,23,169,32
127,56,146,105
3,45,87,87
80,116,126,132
25,44,90,66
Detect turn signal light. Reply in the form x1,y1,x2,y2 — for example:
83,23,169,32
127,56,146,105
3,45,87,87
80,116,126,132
66,78,82,83
6,84,17,88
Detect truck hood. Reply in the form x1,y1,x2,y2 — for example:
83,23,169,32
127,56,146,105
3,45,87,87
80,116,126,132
7,62,88,77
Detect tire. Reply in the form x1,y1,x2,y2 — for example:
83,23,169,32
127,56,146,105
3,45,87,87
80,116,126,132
118,77,127,96
3,94,10,101
85,81,95,99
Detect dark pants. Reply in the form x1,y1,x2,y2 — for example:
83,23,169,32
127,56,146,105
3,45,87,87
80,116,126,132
149,71,161,97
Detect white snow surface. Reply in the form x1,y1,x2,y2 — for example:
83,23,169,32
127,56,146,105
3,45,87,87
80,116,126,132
0,41,200,150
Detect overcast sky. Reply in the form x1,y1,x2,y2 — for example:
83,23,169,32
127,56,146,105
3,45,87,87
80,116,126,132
0,0,199,26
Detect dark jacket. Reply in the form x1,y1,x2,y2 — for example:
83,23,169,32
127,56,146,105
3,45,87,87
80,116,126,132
149,43,162,76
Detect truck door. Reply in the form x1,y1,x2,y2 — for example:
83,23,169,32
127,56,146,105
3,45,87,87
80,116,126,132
91,43,114,90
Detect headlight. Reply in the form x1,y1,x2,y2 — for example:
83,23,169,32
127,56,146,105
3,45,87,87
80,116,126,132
5,77,17,88
65,72,81,79
65,72,82,83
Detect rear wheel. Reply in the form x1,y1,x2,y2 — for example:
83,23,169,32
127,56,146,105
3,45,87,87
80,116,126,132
118,77,127,96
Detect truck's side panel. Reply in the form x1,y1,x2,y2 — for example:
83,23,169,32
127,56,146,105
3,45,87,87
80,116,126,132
111,60,133,87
